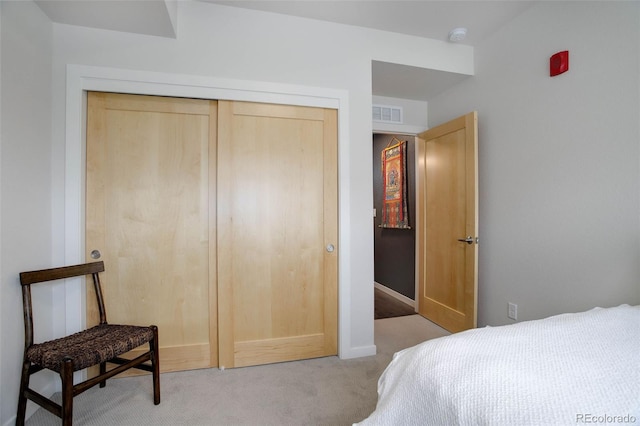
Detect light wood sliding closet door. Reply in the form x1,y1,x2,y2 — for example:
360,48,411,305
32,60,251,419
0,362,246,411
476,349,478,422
86,92,218,372
217,101,338,368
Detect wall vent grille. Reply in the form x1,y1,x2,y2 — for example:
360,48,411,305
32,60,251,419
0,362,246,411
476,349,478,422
372,104,403,124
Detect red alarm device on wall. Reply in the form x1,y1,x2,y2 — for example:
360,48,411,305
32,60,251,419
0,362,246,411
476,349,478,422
550,51,569,76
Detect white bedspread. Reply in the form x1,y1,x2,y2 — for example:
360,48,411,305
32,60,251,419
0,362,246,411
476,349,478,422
357,305,640,426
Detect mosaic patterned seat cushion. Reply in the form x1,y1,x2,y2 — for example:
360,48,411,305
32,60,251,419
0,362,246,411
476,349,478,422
26,324,154,372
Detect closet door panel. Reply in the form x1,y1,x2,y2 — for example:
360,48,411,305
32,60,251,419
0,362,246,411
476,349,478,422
86,92,217,372
217,100,338,368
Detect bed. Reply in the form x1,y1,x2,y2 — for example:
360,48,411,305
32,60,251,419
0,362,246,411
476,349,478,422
357,304,640,426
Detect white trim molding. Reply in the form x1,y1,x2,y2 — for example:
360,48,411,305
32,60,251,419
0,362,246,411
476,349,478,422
374,281,416,309
64,64,360,359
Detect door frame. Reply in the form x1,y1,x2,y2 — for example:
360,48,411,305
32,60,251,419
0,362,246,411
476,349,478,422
373,128,472,317
63,65,354,359
372,130,421,311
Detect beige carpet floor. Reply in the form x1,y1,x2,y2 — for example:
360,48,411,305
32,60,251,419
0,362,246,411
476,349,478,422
26,315,449,426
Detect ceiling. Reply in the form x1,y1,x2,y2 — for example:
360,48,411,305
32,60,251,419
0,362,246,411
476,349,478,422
35,0,178,38
35,0,536,101
207,1,534,46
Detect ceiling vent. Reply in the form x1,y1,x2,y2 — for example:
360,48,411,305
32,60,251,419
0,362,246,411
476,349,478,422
372,104,403,124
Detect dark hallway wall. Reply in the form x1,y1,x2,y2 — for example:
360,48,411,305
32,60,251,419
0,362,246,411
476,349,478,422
373,134,416,299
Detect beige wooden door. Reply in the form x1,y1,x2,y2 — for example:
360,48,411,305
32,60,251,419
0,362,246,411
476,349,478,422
416,112,478,333
217,100,338,368
86,92,218,372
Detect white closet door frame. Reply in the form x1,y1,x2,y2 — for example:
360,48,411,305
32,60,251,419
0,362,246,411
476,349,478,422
63,65,358,361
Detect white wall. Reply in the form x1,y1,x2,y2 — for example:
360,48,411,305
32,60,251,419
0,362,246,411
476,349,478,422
0,5,3,422
428,1,640,326
1,2,473,424
0,2,55,425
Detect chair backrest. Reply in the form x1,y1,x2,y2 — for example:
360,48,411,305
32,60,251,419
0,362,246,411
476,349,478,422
19,261,107,348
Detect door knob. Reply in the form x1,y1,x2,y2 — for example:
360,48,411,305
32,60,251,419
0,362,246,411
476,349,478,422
326,244,335,253
90,250,101,259
457,236,476,245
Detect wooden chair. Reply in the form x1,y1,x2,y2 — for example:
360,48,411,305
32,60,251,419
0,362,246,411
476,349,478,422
16,261,160,426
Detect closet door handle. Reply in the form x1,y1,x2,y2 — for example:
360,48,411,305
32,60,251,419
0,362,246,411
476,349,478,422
326,244,335,253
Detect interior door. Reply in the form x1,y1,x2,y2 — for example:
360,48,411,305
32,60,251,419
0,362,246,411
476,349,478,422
86,92,218,372
217,100,338,368
416,112,478,333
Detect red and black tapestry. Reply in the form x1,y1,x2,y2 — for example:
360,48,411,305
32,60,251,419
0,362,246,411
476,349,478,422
381,140,410,229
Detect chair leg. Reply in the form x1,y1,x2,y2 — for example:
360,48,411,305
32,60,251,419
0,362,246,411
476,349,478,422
61,359,74,426
150,325,160,405
16,358,31,426
99,362,107,388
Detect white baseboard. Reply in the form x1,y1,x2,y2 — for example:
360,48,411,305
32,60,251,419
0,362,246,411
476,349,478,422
374,282,416,310
340,344,377,359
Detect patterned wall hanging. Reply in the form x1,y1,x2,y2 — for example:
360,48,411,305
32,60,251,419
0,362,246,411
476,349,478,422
381,138,410,229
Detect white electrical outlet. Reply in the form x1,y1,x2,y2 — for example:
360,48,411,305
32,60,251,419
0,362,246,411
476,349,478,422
508,302,518,320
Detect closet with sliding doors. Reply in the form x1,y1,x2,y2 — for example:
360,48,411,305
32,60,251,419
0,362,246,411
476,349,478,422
86,92,338,371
